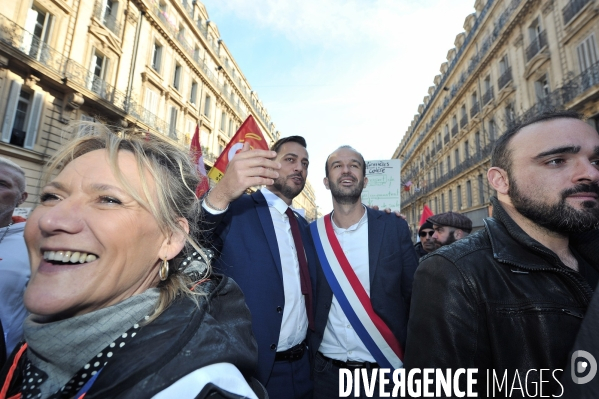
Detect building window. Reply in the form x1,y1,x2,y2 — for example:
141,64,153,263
89,50,109,96
534,74,550,100
203,94,211,117
144,88,159,115
475,131,481,153
152,42,163,72
439,161,444,176
441,193,446,213
466,180,472,208
228,119,234,137
449,189,453,211
454,148,460,166
577,34,598,73
173,63,182,90
190,80,198,104
169,106,178,137
447,155,451,171
220,111,226,131
464,140,470,159
1,82,44,149
24,5,53,60
478,174,485,204
489,119,497,141
457,185,463,210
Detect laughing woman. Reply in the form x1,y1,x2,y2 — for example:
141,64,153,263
0,124,262,399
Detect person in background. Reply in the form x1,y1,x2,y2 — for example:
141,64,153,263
427,211,472,247
0,124,262,399
0,157,29,366
413,221,437,259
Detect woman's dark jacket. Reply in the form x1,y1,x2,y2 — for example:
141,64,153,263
404,197,599,397
1,274,260,399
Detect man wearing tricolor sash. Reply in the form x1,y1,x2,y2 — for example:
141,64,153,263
309,146,418,399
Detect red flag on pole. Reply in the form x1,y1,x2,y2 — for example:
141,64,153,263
190,123,210,197
419,204,434,227
207,115,269,182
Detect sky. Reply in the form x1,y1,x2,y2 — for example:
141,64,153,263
202,0,476,213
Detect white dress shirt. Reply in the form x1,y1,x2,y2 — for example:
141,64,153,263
202,188,307,351
318,206,376,362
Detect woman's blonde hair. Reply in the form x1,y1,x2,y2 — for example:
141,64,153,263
44,122,210,321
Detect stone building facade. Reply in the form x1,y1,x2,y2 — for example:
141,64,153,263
393,0,599,240
0,0,317,217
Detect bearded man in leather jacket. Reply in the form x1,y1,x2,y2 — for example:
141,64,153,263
404,110,599,397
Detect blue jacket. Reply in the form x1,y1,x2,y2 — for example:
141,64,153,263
201,190,318,384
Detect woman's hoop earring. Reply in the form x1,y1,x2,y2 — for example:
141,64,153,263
159,257,169,281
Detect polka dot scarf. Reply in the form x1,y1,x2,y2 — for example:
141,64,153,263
20,320,144,399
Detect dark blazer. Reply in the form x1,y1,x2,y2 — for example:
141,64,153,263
200,190,318,385
310,207,418,361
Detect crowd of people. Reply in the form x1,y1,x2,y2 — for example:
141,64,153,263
0,109,598,398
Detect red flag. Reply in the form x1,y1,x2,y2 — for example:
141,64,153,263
190,123,210,197
419,204,434,227
207,115,269,182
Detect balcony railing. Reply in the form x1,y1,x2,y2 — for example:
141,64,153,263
470,102,479,118
526,30,548,62
460,114,468,129
482,86,494,105
563,0,593,24
497,67,513,90
93,1,122,37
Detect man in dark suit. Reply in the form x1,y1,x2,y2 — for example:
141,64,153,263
200,136,317,399
309,145,418,399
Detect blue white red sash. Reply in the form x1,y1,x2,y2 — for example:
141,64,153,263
310,214,403,370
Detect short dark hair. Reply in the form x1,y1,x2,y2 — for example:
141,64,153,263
491,109,583,174
270,135,307,153
325,145,367,178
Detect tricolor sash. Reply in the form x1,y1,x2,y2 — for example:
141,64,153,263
310,214,403,370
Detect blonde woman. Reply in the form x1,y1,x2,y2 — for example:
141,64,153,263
0,124,263,399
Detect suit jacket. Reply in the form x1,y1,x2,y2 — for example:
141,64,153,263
200,190,318,385
309,207,418,361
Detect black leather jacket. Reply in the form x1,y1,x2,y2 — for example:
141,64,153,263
404,197,599,397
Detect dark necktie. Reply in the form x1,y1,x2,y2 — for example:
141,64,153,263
285,207,315,330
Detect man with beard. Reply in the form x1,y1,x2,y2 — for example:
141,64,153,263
309,146,418,399
200,136,318,399
414,221,438,258
427,211,472,247
404,110,599,396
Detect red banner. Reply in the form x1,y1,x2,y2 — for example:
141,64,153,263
190,123,210,197
207,115,269,182
419,204,434,227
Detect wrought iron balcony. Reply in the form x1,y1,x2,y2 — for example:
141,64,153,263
526,30,548,62
460,114,468,129
498,67,513,90
470,102,479,118
451,124,458,137
93,1,122,37
563,0,593,24
482,86,494,105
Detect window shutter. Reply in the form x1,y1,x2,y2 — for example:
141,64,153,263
24,91,44,149
1,81,22,143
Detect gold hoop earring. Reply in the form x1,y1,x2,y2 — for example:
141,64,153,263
159,257,169,281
